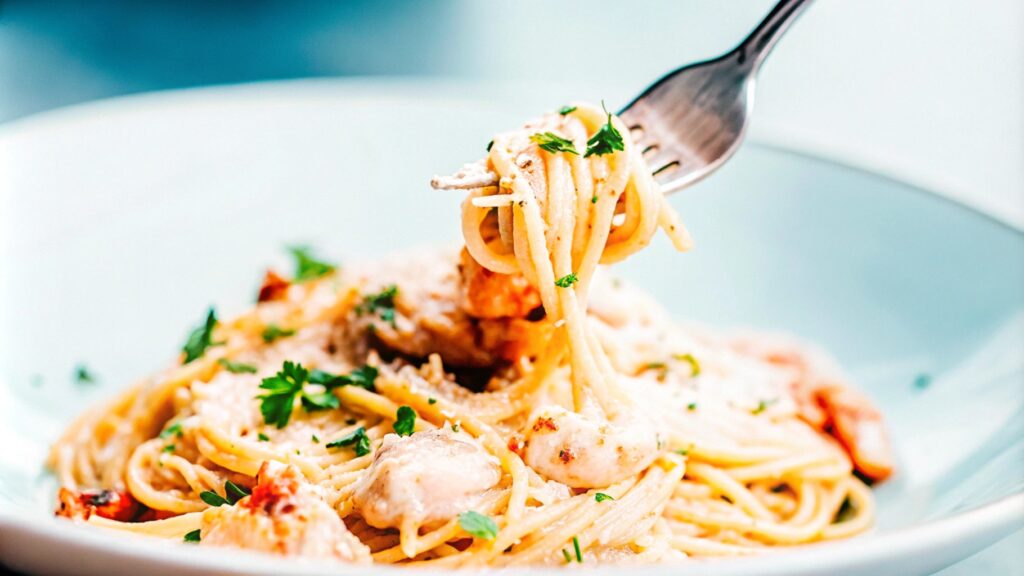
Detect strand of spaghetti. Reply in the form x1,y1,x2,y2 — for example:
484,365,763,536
87,511,202,538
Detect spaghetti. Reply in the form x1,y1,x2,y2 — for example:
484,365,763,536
50,103,891,566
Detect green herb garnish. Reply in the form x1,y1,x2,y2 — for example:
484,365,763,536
311,434,320,444
675,448,689,456
673,353,702,377
326,426,371,456
530,132,579,155
288,245,336,282
572,536,582,562
199,491,228,507
458,511,498,540
218,358,258,374
428,397,437,405
594,493,614,503
257,432,270,442
394,406,416,437
182,307,219,364
261,323,296,343
554,273,579,288
357,285,399,327
752,398,777,415
308,364,378,392
73,363,96,385
160,422,184,439
584,101,625,157
486,140,494,152
591,194,598,204
686,402,697,411
558,105,577,116
183,529,201,543
224,480,250,504
162,444,176,453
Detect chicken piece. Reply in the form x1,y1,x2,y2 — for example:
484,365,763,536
201,462,370,563
523,404,661,489
352,429,501,530
729,335,894,482
458,248,542,319
349,250,551,368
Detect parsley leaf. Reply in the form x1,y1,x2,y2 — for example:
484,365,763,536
257,432,270,442
458,511,498,540
673,353,702,377
308,364,378,392
554,273,579,288
182,307,219,364
300,390,340,412
161,444,176,453
288,245,336,282
356,285,399,327
218,358,258,374
591,194,598,204
486,139,494,152
256,361,308,428
261,323,296,343
199,490,228,507
530,132,579,155
224,480,250,504
687,402,698,411
558,105,577,116
326,426,372,456
594,493,614,503
160,422,183,439
584,102,625,158
675,448,689,456
183,529,201,543
73,363,96,385
393,406,416,437
753,398,777,415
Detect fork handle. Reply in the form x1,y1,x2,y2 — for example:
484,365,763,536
736,0,813,71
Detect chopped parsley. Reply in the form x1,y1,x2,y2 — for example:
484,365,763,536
308,364,378,392
458,511,498,540
224,480,250,504
199,491,228,507
73,363,96,385
261,323,296,343
591,194,598,204
675,448,689,456
357,285,399,327
257,432,270,442
530,132,579,155
182,307,220,363
311,434,320,444
326,426,371,456
594,493,614,503
218,358,258,374
554,273,579,288
486,139,494,152
584,101,625,157
558,105,577,116
673,353,702,377
257,361,352,428
393,406,416,437
753,398,777,415
288,245,336,282
428,397,437,405
687,402,698,411
451,423,461,433
183,529,201,543
160,422,184,439
913,373,932,390
572,536,583,562
562,549,573,563
161,444,176,453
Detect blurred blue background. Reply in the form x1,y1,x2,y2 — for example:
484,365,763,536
1,0,1021,226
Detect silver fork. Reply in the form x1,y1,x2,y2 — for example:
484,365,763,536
431,0,811,194
620,0,812,194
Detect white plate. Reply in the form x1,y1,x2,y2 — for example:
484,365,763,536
1,79,1022,575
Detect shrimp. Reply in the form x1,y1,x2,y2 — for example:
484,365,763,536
523,404,661,489
352,429,501,530
201,462,371,562
458,248,542,319
729,334,894,482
